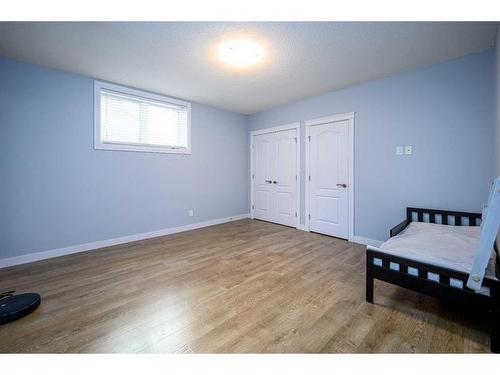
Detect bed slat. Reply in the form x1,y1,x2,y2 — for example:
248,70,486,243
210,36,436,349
469,215,476,226
419,268,428,279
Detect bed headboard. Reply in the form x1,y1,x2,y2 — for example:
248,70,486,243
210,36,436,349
467,177,500,291
406,207,481,226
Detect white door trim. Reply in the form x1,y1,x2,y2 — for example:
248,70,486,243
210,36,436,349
250,122,300,136
305,112,355,241
250,122,301,229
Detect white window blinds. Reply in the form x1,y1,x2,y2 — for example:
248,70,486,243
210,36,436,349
95,82,191,154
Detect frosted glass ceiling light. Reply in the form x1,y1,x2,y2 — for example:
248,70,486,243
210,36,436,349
218,39,264,68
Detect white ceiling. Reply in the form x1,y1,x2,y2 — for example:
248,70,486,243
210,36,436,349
0,22,496,114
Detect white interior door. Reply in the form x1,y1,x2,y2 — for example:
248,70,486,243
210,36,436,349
253,128,297,227
254,133,274,220
273,129,297,226
308,120,349,239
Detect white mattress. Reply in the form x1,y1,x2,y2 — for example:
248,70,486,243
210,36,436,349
376,222,496,277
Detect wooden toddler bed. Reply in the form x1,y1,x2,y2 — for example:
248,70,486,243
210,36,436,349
366,177,500,353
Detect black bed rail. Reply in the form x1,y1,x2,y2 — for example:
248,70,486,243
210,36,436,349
390,219,409,238
406,207,481,226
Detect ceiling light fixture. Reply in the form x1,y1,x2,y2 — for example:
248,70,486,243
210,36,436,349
218,39,264,68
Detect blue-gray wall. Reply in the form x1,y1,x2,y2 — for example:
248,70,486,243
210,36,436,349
0,57,249,259
1,49,496,259
248,50,496,242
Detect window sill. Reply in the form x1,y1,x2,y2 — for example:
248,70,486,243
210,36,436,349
94,143,191,155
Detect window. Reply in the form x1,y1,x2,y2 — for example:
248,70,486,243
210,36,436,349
94,81,191,154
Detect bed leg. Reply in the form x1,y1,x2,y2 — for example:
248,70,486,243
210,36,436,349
491,283,500,353
366,255,374,304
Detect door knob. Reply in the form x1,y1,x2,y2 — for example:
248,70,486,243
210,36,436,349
336,183,347,188
265,180,272,183
272,181,278,184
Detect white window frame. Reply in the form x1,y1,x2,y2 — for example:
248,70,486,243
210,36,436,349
94,81,192,154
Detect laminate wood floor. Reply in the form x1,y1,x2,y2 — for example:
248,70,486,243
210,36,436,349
0,219,490,353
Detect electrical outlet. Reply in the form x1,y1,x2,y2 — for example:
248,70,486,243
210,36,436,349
188,209,194,217
404,145,413,155
396,146,403,155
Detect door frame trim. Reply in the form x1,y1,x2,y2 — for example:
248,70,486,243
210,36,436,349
250,122,301,229
304,112,355,241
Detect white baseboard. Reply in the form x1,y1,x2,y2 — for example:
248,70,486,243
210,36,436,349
296,224,309,232
0,213,250,269
352,236,384,248
295,226,383,249
295,226,382,248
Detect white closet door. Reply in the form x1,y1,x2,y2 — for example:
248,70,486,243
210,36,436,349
272,129,297,227
252,129,297,227
308,120,349,238
254,133,274,222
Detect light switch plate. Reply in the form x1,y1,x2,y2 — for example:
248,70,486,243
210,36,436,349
189,209,194,217
404,145,413,155
396,146,403,155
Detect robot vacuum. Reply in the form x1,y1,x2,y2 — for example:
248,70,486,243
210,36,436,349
0,291,41,324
